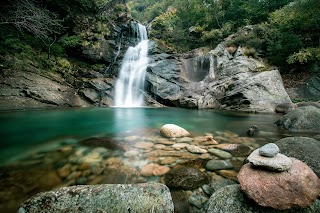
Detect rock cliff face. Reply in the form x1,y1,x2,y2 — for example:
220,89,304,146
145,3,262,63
0,1,144,110
146,36,292,112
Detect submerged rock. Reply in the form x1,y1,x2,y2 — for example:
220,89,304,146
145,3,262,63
160,124,190,138
205,160,233,171
238,159,320,210
18,183,174,213
164,166,209,190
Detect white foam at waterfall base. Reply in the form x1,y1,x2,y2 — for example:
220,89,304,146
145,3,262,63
114,24,149,107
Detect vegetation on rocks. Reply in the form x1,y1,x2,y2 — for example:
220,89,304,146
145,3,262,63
128,0,320,74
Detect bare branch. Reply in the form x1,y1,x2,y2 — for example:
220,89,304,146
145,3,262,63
0,0,63,40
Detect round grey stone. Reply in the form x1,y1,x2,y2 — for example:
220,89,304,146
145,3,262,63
205,160,233,171
259,143,280,157
208,148,232,159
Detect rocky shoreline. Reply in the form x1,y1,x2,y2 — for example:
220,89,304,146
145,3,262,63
1,113,319,212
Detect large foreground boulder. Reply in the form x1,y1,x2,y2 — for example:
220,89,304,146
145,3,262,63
238,160,320,210
206,184,320,213
275,137,320,176
18,183,174,212
275,106,320,132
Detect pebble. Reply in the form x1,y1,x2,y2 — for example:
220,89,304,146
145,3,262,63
172,143,189,149
205,160,233,171
67,171,82,180
153,144,166,149
160,157,177,165
202,184,213,196
124,150,140,157
140,164,159,176
57,165,71,178
187,145,208,154
259,143,279,157
152,166,170,176
76,176,87,185
188,194,203,209
217,170,238,182
208,148,232,159
134,142,154,149
125,135,140,142
176,137,193,143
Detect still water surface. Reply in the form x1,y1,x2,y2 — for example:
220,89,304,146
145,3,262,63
0,107,308,212
0,107,286,164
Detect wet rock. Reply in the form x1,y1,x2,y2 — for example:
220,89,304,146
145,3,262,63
207,184,320,213
57,164,71,178
124,150,140,157
247,149,292,172
238,159,320,210
79,137,127,151
202,184,213,196
258,143,279,157
102,166,138,184
188,194,207,209
139,164,158,177
172,143,189,149
209,173,237,193
18,183,174,212
153,166,170,176
176,137,193,143
208,148,232,159
275,137,320,176
134,142,154,149
164,166,209,190
275,103,297,114
246,125,259,136
139,164,170,177
213,143,238,151
160,157,177,165
275,106,320,132
205,160,233,171
186,145,208,154
154,144,166,149
160,124,190,138
170,190,192,213
217,170,238,182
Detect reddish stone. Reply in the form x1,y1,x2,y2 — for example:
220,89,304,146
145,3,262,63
238,158,320,210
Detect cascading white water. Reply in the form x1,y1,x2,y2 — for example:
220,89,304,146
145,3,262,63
114,23,149,107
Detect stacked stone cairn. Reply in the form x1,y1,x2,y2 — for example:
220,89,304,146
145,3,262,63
238,143,320,210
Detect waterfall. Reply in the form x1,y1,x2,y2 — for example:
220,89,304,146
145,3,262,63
114,23,149,107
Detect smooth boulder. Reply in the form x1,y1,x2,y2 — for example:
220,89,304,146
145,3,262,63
18,183,174,213
160,124,190,138
275,137,320,176
275,106,320,132
238,159,320,210
206,184,320,213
